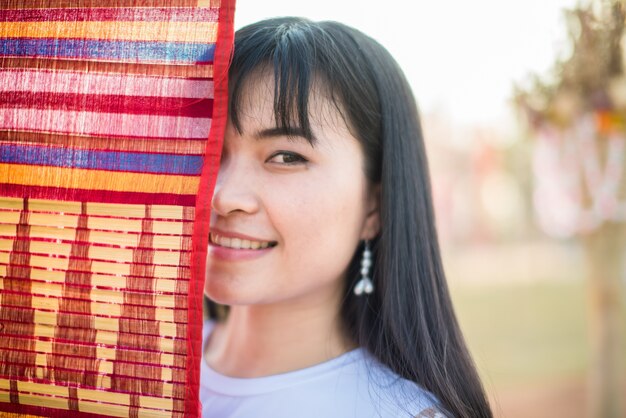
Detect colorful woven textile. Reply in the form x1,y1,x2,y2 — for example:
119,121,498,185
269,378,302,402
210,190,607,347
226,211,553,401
0,1,235,417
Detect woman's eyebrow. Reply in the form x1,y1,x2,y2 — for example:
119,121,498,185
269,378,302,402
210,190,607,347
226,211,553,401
254,126,317,144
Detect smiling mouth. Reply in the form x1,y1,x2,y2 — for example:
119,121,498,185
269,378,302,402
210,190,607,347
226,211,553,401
209,233,277,250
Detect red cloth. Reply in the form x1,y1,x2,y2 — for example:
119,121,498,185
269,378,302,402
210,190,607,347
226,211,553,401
0,1,235,416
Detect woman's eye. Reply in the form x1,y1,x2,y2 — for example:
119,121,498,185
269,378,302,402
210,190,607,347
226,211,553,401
267,151,307,165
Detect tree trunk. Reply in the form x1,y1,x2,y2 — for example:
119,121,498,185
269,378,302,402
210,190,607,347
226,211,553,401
583,221,626,418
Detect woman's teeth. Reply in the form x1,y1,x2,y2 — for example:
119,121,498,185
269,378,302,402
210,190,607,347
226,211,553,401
210,233,274,250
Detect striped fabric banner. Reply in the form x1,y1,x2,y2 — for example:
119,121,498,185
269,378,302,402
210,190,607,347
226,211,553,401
0,1,235,417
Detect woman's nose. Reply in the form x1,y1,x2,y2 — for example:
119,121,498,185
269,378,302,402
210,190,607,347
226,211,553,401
211,157,260,217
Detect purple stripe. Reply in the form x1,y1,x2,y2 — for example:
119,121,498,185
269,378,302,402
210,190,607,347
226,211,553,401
0,144,203,174
1,38,215,63
0,7,219,22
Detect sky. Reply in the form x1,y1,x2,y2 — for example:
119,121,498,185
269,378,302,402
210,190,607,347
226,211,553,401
233,0,579,127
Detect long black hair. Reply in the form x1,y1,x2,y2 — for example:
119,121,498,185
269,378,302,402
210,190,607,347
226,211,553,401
209,17,492,418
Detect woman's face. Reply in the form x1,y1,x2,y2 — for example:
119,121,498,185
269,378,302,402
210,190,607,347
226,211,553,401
204,72,379,307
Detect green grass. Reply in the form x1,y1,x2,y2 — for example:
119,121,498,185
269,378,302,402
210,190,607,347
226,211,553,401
450,280,597,389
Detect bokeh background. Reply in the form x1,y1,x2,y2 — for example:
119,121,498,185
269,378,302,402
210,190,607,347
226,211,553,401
234,1,626,417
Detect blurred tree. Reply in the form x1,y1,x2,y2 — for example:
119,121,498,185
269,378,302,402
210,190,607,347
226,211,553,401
514,1,626,417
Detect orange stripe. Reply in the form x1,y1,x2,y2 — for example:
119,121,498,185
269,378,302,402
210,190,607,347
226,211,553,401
0,21,218,43
0,132,206,155
0,58,214,78
0,164,199,195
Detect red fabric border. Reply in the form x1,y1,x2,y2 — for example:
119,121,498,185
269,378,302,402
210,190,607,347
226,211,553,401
187,0,235,416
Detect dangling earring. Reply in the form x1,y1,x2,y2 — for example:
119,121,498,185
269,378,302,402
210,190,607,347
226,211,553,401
354,240,374,296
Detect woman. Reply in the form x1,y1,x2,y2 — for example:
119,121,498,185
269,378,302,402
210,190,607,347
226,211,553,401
201,17,492,418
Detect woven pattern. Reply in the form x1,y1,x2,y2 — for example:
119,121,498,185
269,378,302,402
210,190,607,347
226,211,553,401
0,1,234,417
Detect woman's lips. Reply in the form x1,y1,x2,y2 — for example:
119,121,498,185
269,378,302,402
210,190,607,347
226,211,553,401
208,241,275,261
208,229,277,261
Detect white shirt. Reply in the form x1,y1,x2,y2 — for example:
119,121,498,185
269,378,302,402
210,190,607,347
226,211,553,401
200,321,442,418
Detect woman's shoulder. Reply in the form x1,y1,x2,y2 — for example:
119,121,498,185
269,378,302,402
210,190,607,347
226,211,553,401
201,320,444,417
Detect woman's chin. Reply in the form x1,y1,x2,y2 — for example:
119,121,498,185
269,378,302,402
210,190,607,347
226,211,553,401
204,278,260,306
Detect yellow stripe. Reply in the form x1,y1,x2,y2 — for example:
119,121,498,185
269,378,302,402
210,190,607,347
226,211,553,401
29,352,176,382
9,391,70,412
0,237,183,267
0,278,180,309
86,202,188,220
27,309,179,337
32,340,178,368
0,264,180,294
83,403,171,418
0,380,177,415
0,224,187,253
95,347,176,369
0,210,20,224
0,197,189,220
0,21,218,43
0,197,23,210
89,217,186,236
0,278,181,310
19,380,67,397
0,210,187,237
0,252,183,278
32,296,60,311
28,323,177,353
0,164,199,195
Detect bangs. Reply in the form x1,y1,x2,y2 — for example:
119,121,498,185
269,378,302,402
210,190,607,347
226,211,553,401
230,63,317,145
228,18,341,146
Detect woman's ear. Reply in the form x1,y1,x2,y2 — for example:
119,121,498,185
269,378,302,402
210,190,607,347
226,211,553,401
360,183,381,240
